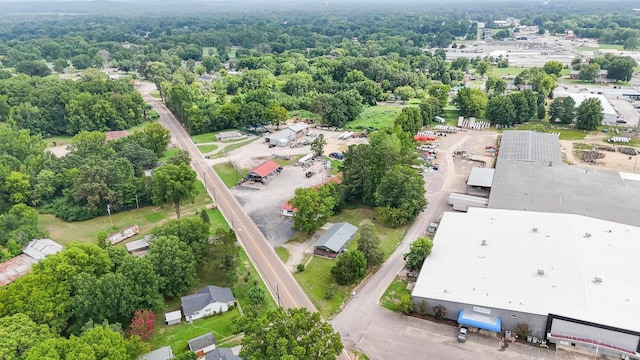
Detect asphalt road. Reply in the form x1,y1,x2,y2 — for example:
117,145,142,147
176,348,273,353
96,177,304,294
137,82,315,311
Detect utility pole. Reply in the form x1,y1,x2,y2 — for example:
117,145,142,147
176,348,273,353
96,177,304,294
107,204,113,226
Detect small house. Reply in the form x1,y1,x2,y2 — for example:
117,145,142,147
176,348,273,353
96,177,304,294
313,222,358,258
188,333,216,357
181,286,236,322
164,310,182,326
215,131,245,141
139,346,174,360
204,348,241,360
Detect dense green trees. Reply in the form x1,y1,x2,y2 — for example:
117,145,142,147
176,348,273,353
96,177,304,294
238,308,343,360
575,98,603,130
148,235,198,297
290,183,340,234
357,220,384,268
404,237,434,271
331,250,367,285
455,88,488,118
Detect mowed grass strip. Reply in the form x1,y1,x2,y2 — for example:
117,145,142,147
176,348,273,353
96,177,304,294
381,277,410,312
346,106,402,130
197,144,218,153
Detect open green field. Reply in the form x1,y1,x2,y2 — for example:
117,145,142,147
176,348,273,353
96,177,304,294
294,207,408,317
487,67,530,77
38,180,212,245
441,108,461,125
197,144,218,153
213,162,249,188
381,277,410,312
204,208,231,231
346,106,402,130
192,131,227,143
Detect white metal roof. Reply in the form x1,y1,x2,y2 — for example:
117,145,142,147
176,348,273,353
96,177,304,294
22,239,63,260
568,93,617,116
467,167,495,188
288,123,308,132
164,310,182,322
125,238,150,252
412,208,640,333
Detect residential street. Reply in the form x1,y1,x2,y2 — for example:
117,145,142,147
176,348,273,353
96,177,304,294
137,82,315,312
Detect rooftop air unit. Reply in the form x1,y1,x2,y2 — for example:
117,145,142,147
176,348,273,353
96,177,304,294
481,240,487,246
594,277,603,283
584,233,592,238
537,269,544,275
532,227,538,233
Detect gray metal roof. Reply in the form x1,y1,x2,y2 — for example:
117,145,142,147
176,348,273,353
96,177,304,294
181,286,236,317
188,333,216,352
125,238,150,252
467,167,495,188
313,222,358,253
139,346,174,360
497,131,563,164
489,161,640,227
265,128,296,141
205,348,241,360
288,122,308,132
22,239,63,260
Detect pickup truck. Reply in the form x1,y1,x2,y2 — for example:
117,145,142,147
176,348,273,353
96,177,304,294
457,327,468,343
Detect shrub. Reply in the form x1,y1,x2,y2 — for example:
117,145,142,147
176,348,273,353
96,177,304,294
515,323,530,339
398,294,414,314
415,300,429,315
296,263,305,272
324,284,336,300
433,305,447,320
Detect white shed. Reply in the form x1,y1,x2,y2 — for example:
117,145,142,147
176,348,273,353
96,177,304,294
164,310,182,326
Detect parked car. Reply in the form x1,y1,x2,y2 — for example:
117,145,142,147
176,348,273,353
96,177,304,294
305,171,316,178
329,152,344,160
432,163,439,171
457,327,468,342
268,143,277,148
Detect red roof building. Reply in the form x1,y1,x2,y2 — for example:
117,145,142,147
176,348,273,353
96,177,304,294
247,161,282,182
105,131,129,141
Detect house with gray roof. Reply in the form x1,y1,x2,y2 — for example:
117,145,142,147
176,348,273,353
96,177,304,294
188,333,216,356
139,346,174,360
204,348,241,360
313,222,358,258
181,286,236,322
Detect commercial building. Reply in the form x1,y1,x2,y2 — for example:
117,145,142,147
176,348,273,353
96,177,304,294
489,131,640,227
412,207,640,359
246,160,283,183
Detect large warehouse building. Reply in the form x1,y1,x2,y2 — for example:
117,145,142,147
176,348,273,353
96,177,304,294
412,208,640,359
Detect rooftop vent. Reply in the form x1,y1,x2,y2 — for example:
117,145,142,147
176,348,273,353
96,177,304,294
584,233,592,238
594,277,603,283
481,240,487,246
537,269,545,275
532,227,538,233
548,161,553,167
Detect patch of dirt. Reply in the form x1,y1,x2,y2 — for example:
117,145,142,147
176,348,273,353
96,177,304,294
281,237,315,272
561,139,640,173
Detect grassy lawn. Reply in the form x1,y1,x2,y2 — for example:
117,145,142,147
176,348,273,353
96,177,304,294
192,131,226,143
294,256,349,318
197,144,218,153
275,246,290,263
380,277,410,312
213,162,249,188
160,148,180,162
346,106,402,130
487,67,530,77
38,181,212,245
441,108,460,125
150,309,238,354
43,135,72,147
294,207,409,317
204,208,231,231
330,160,341,175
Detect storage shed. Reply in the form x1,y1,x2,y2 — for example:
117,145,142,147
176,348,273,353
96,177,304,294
164,310,182,326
